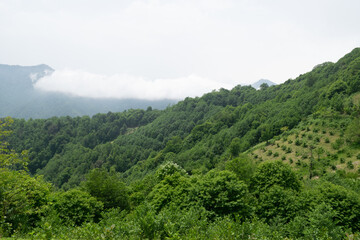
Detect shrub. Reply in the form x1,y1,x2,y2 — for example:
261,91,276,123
347,161,354,170
286,147,292,154
53,189,103,226
83,168,130,210
250,161,301,194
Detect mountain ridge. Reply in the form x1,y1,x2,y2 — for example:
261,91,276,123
0,64,175,119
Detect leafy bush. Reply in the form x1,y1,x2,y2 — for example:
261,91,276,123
83,168,130,210
192,170,252,217
52,189,103,226
250,161,301,194
347,161,354,170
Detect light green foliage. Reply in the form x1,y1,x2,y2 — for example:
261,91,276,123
0,117,51,236
0,169,51,236
156,161,187,181
303,203,344,239
0,117,28,170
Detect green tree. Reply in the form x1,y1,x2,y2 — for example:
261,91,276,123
52,189,103,226
229,137,241,157
0,170,51,236
256,185,300,223
346,118,360,146
225,155,256,183
0,117,51,236
250,161,301,195
148,172,191,211
192,170,252,217
83,168,129,210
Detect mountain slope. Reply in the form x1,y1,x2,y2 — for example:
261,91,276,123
2,48,360,239
5,48,360,188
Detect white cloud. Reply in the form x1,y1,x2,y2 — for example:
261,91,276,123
1,0,359,88
34,69,233,100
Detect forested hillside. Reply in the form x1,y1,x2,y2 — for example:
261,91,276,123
1,48,360,239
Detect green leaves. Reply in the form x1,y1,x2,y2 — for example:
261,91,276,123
83,168,129,210
250,161,301,194
0,169,51,235
191,170,252,217
52,189,103,226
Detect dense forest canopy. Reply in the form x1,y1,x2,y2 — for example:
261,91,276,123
1,48,360,239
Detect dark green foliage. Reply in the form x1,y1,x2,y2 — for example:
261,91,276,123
347,161,354,169
229,137,241,156
314,182,360,231
250,161,301,194
192,170,252,217
148,171,191,211
327,79,348,98
256,185,300,223
52,189,103,226
83,168,129,210
225,156,256,183
346,118,360,146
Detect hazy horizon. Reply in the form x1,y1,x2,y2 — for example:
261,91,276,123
1,0,359,100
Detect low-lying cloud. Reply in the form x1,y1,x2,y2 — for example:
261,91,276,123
34,69,233,100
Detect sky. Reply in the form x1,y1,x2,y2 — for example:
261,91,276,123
1,0,359,100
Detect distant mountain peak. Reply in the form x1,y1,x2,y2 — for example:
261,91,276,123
251,79,276,89
29,65,54,83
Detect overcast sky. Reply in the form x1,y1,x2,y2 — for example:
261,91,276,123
1,0,359,100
